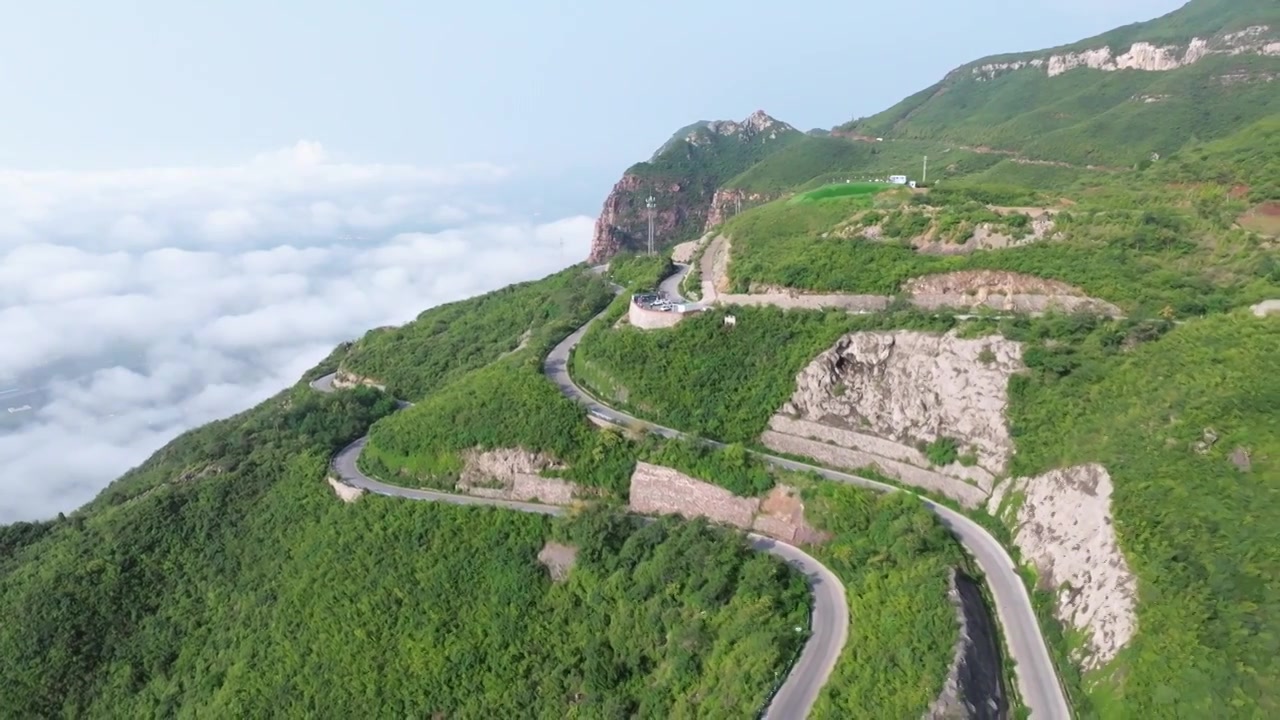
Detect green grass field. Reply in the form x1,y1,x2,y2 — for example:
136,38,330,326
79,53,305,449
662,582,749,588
790,182,888,204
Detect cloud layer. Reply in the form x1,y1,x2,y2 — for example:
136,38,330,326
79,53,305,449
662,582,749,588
0,143,593,523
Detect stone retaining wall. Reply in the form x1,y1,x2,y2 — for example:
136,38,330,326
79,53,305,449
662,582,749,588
760,430,989,508
628,300,688,329
770,416,995,491
629,462,760,526
466,475,580,505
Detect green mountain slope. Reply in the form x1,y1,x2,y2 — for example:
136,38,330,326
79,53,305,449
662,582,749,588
0,271,815,719
842,0,1280,167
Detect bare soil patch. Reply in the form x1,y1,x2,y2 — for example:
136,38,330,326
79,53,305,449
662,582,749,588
1239,202,1280,236
537,542,578,582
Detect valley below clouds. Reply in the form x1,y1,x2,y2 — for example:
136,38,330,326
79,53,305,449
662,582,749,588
0,142,593,522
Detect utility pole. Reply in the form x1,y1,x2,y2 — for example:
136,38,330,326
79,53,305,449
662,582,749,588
734,195,741,216
646,195,656,256
922,155,929,185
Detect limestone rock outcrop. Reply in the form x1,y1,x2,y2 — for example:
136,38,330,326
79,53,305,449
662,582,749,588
1252,299,1280,318
971,25,1280,81
904,271,1123,316
705,188,777,229
762,330,1023,507
987,464,1138,670
458,447,582,505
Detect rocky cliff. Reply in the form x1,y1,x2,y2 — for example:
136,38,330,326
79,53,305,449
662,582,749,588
761,330,1025,507
704,187,779,229
987,464,1138,671
587,111,800,263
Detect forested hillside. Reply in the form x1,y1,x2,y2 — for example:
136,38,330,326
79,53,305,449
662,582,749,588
841,0,1280,167
340,266,613,400
0,271,813,718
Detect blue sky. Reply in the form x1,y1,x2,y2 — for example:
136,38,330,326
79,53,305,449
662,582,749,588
2,0,1184,199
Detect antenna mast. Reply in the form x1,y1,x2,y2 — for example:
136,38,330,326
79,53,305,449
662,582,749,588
922,155,928,184
646,195,656,255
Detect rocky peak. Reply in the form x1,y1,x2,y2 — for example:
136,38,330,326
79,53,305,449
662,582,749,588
697,110,795,142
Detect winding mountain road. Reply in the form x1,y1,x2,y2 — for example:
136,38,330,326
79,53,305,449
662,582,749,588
310,370,847,720
547,276,1072,720
312,263,1071,719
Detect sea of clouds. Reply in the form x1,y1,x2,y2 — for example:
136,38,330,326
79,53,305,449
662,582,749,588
0,141,594,523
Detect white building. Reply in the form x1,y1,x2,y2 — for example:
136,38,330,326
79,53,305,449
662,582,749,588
889,175,908,185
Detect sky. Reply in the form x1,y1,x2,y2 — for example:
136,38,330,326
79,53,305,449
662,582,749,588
0,0,1186,522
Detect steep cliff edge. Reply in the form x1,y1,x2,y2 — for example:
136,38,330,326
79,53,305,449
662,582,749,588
923,570,1008,720
587,111,801,263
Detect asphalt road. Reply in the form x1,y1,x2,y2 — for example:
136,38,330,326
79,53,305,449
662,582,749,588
658,262,693,303
309,368,848,719
543,286,1072,720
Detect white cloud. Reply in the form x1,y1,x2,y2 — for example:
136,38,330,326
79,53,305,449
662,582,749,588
0,140,512,249
0,142,594,523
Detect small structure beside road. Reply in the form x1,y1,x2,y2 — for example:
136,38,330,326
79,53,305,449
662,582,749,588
629,289,703,329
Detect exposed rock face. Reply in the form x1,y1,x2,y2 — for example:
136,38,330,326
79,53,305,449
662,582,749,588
923,570,1008,720
175,463,224,483
327,477,365,503
588,174,698,263
332,368,386,392
761,424,990,509
670,239,702,264
587,111,798,263
782,331,1022,473
761,330,1022,507
987,464,1138,670
458,448,582,505
905,270,1123,316
751,484,828,545
886,210,1058,255
970,25,1280,81
705,188,777,229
